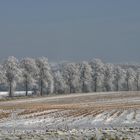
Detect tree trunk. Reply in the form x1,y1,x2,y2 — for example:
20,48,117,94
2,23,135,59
68,78,72,94
94,77,97,92
106,84,109,92
69,82,72,93
126,79,129,91
40,79,43,96
82,81,85,93
82,71,85,93
70,86,72,93
137,79,139,91
9,81,12,97
25,79,28,96
116,79,119,91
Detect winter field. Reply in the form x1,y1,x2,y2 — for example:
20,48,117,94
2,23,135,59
0,91,33,98
0,92,139,139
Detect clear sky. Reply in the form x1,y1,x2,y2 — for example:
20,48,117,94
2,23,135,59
0,0,140,63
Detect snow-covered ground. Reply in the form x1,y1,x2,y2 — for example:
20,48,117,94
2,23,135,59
0,91,140,139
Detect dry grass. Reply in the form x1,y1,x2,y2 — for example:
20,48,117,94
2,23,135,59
0,112,10,120
14,101,140,120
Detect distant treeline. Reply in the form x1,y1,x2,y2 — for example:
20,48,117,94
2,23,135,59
0,56,140,97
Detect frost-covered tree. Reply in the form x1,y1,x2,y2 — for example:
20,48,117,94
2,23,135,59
79,61,92,92
103,63,114,91
36,57,53,95
89,59,104,92
62,63,80,93
0,56,140,95
0,65,5,84
53,71,67,94
134,68,140,91
20,58,38,96
3,56,21,97
113,66,124,91
125,68,135,91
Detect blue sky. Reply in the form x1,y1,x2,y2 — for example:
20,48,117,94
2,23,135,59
0,0,140,63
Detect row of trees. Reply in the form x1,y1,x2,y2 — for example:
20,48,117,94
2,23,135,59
0,56,53,97
0,56,140,97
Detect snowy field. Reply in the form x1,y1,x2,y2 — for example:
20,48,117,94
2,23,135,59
0,91,140,139
0,91,33,98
